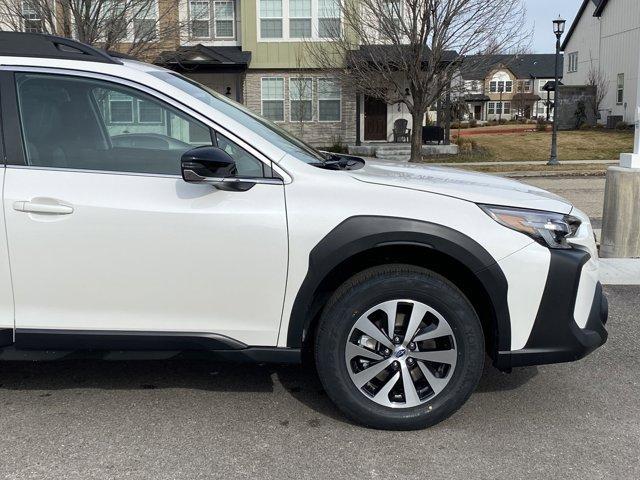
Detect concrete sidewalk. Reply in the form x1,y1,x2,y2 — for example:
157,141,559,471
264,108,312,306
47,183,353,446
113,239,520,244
600,259,640,285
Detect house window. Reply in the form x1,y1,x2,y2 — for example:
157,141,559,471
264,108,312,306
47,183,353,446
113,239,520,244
318,78,341,121
133,2,157,41
190,1,211,38
262,77,285,121
318,0,340,38
617,73,624,104
505,81,513,93
138,100,163,124
382,0,402,32
22,1,44,33
289,0,311,38
214,1,235,38
260,0,283,38
517,80,532,93
290,78,313,121
488,102,495,115
490,82,497,93
568,52,578,73
503,102,511,115
108,92,134,124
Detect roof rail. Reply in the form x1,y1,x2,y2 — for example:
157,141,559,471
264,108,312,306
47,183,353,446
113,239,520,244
0,32,122,65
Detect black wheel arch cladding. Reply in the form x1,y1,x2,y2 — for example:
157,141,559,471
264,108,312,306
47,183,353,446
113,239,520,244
286,215,511,353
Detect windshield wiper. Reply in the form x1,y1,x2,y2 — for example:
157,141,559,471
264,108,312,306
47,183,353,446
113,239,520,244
311,153,366,170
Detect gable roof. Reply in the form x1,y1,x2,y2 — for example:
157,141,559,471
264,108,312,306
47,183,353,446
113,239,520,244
561,0,609,50
460,54,561,80
155,44,251,66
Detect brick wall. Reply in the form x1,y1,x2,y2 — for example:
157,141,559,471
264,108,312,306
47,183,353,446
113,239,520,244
244,70,357,148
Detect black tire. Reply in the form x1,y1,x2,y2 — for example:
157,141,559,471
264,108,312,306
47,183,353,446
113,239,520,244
315,264,484,430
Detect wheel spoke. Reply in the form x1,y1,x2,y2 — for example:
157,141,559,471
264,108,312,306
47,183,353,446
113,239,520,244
378,301,398,339
352,358,393,388
413,318,454,343
372,371,400,404
400,362,420,405
411,348,457,365
353,315,394,349
345,342,384,362
417,361,450,396
404,302,429,343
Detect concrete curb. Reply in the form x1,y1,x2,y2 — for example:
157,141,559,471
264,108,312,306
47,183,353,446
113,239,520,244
600,259,640,285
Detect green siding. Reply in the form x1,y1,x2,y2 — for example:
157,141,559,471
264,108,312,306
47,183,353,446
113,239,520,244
240,0,343,69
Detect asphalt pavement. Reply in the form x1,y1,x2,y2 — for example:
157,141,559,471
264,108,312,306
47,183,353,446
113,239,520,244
0,285,638,480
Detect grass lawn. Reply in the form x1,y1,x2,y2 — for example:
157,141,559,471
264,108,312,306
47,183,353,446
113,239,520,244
431,130,634,163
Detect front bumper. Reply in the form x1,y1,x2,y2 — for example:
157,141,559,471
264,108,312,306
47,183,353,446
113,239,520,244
495,249,608,370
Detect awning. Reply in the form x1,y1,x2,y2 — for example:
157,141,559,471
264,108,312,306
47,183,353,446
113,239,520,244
464,94,490,102
541,81,563,92
155,44,251,69
512,93,542,102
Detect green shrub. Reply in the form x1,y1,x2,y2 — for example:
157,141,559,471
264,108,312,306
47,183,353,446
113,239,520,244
616,121,629,130
469,118,478,128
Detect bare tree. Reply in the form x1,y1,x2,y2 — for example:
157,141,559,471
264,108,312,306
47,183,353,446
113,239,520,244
0,0,183,58
307,0,530,161
586,65,609,122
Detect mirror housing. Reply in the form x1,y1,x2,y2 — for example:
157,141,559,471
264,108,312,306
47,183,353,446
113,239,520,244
181,146,253,191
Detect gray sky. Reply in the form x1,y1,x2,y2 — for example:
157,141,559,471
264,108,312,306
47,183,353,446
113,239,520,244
524,0,583,52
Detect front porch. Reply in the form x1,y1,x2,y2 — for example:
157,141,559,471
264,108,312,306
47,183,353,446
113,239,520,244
348,142,458,161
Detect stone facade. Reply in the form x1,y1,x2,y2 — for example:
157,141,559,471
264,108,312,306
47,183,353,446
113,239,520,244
244,70,357,148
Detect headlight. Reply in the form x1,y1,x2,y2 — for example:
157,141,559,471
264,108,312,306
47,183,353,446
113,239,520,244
479,204,581,249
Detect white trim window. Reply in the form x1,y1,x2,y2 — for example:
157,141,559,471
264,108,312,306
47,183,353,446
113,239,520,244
517,80,532,93
190,0,211,38
488,102,495,115
137,99,163,124
260,0,283,38
262,77,285,121
108,92,134,124
22,1,44,33
290,77,313,121
258,0,341,41
490,82,497,93
503,101,511,115
617,73,624,105
318,0,340,38
289,0,312,38
214,1,235,38
133,1,158,41
318,78,341,122
567,52,578,73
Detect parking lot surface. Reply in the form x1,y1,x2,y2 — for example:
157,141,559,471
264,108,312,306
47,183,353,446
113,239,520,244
0,285,637,480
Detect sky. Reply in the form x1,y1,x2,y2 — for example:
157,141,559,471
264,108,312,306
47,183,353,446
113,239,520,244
524,0,583,53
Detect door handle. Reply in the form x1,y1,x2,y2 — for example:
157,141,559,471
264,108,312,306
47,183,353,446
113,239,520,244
13,200,74,215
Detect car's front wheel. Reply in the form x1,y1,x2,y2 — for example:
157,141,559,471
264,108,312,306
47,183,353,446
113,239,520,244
315,264,484,430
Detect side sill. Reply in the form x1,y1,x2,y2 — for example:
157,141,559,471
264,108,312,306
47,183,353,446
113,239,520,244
0,346,302,364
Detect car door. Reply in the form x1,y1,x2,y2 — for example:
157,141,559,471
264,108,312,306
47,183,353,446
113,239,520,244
0,69,288,348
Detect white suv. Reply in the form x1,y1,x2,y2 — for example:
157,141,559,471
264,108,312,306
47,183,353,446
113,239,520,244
0,33,608,430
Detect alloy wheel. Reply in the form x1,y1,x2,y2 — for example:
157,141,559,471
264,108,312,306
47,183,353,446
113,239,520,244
345,299,458,408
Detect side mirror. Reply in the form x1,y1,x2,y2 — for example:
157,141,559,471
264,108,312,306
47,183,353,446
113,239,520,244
181,146,253,191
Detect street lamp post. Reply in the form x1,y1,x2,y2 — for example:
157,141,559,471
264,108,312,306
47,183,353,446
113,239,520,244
498,85,504,123
548,16,566,166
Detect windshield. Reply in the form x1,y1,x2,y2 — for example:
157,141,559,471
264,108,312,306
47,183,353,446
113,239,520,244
148,71,325,164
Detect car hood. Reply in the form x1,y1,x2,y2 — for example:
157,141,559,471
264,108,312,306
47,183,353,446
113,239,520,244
348,160,573,213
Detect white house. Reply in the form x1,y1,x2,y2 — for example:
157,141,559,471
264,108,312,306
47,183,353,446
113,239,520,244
561,0,640,125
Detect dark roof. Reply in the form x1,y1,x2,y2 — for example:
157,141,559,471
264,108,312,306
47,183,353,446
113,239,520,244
562,0,609,50
348,45,459,67
155,45,251,66
460,54,561,80
464,94,490,102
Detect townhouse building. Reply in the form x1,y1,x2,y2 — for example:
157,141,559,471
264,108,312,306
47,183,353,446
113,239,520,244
459,54,561,122
561,0,639,125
